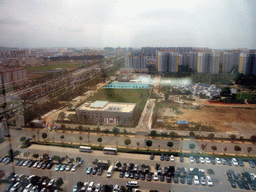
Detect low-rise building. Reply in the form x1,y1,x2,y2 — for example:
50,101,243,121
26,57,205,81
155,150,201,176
76,101,136,125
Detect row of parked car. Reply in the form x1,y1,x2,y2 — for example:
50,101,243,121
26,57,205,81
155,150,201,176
227,170,256,190
14,159,54,170
55,164,78,172
0,157,12,165
73,181,139,192
150,153,254,167
4,174,58,192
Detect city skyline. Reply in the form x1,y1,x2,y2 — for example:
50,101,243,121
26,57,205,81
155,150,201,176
0,0,256,49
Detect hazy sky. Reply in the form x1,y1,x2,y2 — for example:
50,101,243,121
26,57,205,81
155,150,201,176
0,0,255,49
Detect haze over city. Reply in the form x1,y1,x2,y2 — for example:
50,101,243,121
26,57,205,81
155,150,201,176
0,0,256,49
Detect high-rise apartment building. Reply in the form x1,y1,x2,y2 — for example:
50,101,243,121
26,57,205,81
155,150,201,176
209,52,220,74
126,54,146,69
238,53,249,74
197,52,210,73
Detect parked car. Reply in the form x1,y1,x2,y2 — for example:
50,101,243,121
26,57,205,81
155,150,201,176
180,156,184,162
199,157,205,164
55,164,62,171
249,161,255,168
215,158,221,164
60,164,66,171
153,172,158,181
119,171,125,178
170,155,175,162
95,183,101,192
187,175,193,185
160,153,165,161
86,167,93,174
206,176,213,187
150,153,154,160
189,156,195,163
231,158,238,166
194,175,200,185
200,176,206,186
165,154,170,161
205,157,211,164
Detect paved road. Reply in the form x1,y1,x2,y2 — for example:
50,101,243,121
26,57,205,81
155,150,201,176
4,129,256,157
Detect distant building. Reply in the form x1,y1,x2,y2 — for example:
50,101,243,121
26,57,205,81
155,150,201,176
0,67,27,87
76,101,136,125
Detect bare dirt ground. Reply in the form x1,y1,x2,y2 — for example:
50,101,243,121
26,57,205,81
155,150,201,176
175,106,256,134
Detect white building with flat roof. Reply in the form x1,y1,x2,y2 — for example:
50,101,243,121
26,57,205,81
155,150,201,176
76,101,136,125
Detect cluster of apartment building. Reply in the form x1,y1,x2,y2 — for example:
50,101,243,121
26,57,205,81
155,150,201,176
126,47,256,75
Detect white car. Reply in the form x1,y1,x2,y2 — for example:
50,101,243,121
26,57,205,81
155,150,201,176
216,158,221,164
205,157,211,164
153,172,158,181
194,175,200,185
231,158,238,166
170,155,175,162
87,182,95,192
189,156,195,163
95,183,101,192
206,176,213,186
199,157,205,164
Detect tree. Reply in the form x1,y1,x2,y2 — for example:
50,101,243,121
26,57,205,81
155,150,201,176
229,134,236,143
42,133,47,140
97,137,102,146
112,127,120,135
58,112,66,121
251,135,256,143
240,136,245,143
60,135,64,143
136,142,140,149
20,136,26,142
208,133,215,141
96,126,100,133
124,139,131,148
211,146,217,153
220,87,231,97
201,144,206,153
32,135,36,140
56,177,64,188
247,147,252,156
189,143,196,153
23,152,30,159
169,131,177,139
146,140,153,150
234,145,241,155
79,136,83,144
150,130,157,137
53,155,61,163
60,124,66,129
167,142,174,151
77,181,84,189
76,157,81,163
32,154,39,160
223,147,228,155
189,131,195,139
116,162,122,169
123,129,127,136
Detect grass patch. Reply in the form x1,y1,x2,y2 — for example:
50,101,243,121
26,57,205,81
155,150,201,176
26,62,85,72
236,93,256,100
86,89,149,126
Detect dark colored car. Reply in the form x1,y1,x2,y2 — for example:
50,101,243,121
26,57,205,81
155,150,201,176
14,159,20,166
233,172,239,180
236,180,244,189
165,154,170,161
41,163,47,169
130,172,135,179
230,179,237,188
166,174,171,183
174,175,179,183
226,159,232,166
119,171,125,178
150,154,154,160
180,156,184,162
92,167,98,175
138,165,143,173
145,165,150,173
46,162,53,169
226,171,233,180
180,175,186,184
238,159,244,167
210,157,216,165
160,174,164,182
195,157,200,163
249,161,256,168
243,181,250,190
135,172,140,180
187,175,193,185
147,172,152,181
97,168,103,176
141,173,145,181
160,153,165,161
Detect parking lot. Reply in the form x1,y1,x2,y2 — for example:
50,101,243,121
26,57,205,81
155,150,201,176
0,145,255,192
